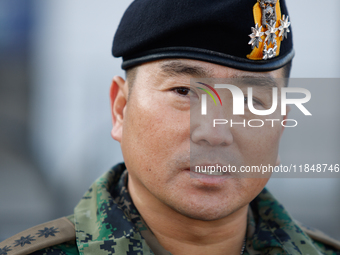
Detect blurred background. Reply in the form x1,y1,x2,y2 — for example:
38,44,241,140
0,0,339,241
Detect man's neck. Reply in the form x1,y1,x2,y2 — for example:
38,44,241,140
128,174,248,255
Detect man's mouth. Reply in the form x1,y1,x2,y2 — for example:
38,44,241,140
186,165,232,177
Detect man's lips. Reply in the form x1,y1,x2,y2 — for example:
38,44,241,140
180,167,232,186
185,165,233,177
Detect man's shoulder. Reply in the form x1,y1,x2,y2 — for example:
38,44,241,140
297,222,340,255
0,216,78,255
28,242,78,255
252,189,340,254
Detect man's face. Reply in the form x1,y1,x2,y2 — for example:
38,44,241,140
111,59,286,221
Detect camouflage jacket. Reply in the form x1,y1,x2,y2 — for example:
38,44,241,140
1,163,339,255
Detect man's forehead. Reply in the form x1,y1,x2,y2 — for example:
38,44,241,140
153,59,282,83
159,60,214,78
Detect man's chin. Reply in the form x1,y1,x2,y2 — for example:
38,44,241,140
170,202,244,222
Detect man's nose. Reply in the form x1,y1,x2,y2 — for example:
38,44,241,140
190,107,233,147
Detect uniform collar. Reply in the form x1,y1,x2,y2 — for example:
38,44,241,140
74,163,155,255
245,189,321,255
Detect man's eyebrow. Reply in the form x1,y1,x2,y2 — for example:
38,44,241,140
159,61,278,88
229,74,278,88
160,61,213,77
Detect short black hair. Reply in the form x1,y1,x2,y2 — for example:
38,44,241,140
125,66,139,98
282,60,292,87
126,66,138,86
282,60,292,78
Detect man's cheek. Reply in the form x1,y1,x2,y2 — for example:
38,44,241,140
238,129,280,161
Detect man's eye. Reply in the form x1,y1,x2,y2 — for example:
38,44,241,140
244,97,262,105
172,87,191,96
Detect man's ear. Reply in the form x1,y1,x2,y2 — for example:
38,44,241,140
110,76,128,143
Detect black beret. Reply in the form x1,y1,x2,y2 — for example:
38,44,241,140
112,0,294,72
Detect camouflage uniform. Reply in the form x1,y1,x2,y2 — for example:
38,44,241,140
1,163,339,255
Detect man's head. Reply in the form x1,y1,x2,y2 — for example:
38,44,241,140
110,58,289,221
110,0,294,221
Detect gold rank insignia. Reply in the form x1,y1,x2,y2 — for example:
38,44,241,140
247,0,291,60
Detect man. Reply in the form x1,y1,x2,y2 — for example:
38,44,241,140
1,0,339,254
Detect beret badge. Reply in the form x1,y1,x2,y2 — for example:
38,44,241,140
247,0,291,60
